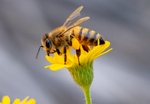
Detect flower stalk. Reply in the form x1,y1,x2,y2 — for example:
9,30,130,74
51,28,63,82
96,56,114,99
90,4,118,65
82,86,91,104
68,62,93,104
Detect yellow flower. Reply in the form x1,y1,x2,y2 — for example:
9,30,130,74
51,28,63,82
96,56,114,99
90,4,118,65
45,41,112,71
0,96,36,104
44,40,112,104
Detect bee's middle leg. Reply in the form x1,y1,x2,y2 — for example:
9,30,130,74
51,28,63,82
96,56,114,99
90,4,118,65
64,45,67,65
56,47,60,55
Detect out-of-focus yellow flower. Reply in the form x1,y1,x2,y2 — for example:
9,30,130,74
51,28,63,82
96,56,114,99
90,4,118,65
45,41,112,71
0,96,36,104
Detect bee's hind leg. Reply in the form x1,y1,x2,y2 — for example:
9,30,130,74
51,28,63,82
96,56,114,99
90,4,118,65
76,48,81,66
82,45,90,52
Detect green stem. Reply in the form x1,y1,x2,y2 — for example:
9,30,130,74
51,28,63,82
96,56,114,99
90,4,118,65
82,86,92,104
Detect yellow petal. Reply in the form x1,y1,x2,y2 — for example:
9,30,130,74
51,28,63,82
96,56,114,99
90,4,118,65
66,52,74,63
26,98,36,104
45,55,55,64
54,53,64,64
2,96,10,104
72,54,78,64
13,99,20,104
88,41,110,61
93,48,113,59
80,54,87,64
94,41,110,56
21,96,29,104
45,64,72,71
44,65,51,68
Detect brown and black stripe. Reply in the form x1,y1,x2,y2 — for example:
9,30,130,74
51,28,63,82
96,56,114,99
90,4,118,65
71,26,105,46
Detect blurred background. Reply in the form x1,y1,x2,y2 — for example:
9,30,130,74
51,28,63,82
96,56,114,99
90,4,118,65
0,0,150,104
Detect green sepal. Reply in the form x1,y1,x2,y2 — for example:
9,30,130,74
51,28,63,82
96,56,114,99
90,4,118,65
68,61,93,88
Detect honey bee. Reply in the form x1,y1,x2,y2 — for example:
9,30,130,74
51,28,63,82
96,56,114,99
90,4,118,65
36,6,105,65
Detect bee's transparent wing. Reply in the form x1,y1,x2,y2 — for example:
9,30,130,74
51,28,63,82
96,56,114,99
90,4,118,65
62,6,83,27
59,17,90,37
64,12,80,27
69,17,90,27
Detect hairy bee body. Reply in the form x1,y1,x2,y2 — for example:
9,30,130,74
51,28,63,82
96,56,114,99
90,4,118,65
45,26,105,52
70,26,105,46
37,6,105,64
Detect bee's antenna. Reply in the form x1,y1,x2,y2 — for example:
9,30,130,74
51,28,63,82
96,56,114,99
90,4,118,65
36,45,43,59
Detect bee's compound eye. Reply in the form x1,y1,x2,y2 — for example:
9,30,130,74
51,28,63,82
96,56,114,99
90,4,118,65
46,39,51,48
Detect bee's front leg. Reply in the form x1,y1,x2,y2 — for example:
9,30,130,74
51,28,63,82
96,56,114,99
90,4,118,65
50,50,57,54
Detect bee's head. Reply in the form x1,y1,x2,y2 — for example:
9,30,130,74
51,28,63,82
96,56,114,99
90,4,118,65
41,33,53,56
36,33,52,59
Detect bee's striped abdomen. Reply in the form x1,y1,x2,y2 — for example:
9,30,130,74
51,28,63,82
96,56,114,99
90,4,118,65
71,26,105,46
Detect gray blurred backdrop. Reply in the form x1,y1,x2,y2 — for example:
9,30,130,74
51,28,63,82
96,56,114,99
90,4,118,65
0,0,150,104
